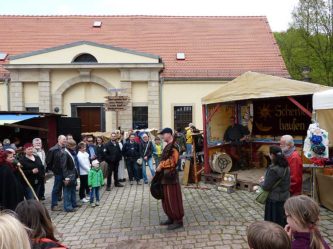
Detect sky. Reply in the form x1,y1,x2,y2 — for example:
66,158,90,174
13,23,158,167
0,0,299,31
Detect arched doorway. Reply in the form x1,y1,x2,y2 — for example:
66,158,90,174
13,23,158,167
62,82,109,132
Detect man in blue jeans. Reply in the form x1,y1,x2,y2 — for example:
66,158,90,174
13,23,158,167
140,134,155,184
46,135,67,211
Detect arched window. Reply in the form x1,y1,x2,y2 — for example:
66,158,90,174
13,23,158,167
72,53,98,63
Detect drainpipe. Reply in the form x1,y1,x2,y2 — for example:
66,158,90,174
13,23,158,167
3,76,11,111
159,77,164,129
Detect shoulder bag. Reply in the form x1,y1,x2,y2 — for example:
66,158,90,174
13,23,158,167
137,141,150,166
255,167,287,205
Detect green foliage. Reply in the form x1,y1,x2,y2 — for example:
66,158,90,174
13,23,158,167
275,29,331,84
275,0,333,85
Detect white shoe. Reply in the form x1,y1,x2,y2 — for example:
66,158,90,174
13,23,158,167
81,198,89,203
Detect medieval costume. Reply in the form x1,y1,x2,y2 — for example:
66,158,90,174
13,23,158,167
0,156,24,210
158,128,184,230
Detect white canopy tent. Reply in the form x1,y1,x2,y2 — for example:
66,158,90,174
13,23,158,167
313,89,333,147
313,89,333,211
313,89,333,110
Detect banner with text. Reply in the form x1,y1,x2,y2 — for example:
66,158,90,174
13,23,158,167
253,96,312,136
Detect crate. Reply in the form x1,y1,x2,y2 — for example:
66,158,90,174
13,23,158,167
236,180,259,192
205,173,224,184
205,172,237,185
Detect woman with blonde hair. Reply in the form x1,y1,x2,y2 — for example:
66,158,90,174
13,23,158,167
0,212,31,249
284,195,330,249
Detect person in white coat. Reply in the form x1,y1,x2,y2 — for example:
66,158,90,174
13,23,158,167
32,138,46,200
117,131,125,182
77,142,91,203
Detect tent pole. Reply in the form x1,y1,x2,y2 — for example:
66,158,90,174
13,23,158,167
202,105,210,174
287,96,312,118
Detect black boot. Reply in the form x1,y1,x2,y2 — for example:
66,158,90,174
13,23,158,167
160,219,173,226
167,222,184,230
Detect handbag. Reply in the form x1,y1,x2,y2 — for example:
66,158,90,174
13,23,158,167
137,141,150,166
64,173,77,187
137,158,143,166
255,168,287,205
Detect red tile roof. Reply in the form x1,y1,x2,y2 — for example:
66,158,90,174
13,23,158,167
0,15,289,79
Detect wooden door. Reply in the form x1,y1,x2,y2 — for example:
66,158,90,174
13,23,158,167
77,107,101,132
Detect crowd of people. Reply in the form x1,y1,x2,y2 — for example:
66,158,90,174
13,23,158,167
0,128,331,248
0,128,188,212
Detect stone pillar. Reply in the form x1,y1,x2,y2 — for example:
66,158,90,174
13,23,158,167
52,93,62,114
148,80,160,129
38,81,51,112
38,70,51,113
118,81,133,131
9,81,24,111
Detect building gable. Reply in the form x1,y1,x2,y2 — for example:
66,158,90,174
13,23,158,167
9,41,160,65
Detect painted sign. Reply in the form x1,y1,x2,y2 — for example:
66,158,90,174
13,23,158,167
253,96,312,136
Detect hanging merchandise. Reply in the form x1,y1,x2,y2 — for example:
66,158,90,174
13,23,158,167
303,123,329,165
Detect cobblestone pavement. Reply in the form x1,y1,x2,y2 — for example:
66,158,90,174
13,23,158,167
44,176,333,249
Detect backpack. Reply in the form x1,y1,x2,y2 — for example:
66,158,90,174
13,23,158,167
150,171,164,200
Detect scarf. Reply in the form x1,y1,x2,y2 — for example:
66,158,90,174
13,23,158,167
161,140,178,161
283,146,296,158
68,149,80,171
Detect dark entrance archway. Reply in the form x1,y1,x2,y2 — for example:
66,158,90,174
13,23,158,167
71,103,105,132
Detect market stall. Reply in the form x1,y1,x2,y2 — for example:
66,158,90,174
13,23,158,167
201,71,330,190
0,111,81,149
312,89,333,211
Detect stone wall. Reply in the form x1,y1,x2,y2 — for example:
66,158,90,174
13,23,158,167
147,80,160,129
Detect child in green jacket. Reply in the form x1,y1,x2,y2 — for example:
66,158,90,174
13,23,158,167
88,160,104,207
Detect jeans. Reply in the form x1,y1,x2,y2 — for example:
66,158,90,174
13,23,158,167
125,159,140,182
90,187,100,203
186,143,192,155
142,157,155,183
51,175,63,208
63,184,77,211
154,156,161,169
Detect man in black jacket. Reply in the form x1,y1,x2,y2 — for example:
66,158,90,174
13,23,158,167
86,136,97,162
122,133,141,185
104,132,123,190
46,135,67,211
62,139,79,212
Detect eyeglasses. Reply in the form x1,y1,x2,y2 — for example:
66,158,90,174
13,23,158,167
87,140,93,142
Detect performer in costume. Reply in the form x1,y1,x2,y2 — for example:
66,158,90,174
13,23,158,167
0,150,24,210
156,127,184,230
